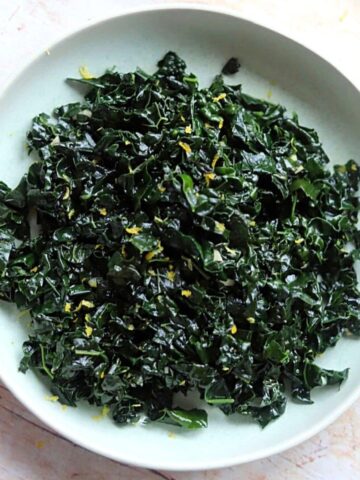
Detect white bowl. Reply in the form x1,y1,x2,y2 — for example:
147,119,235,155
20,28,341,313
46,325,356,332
0,4,359,472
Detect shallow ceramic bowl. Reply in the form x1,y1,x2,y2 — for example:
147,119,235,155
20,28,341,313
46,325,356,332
0,4,359,472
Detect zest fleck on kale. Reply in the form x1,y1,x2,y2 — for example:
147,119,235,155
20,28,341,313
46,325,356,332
0,52,359,429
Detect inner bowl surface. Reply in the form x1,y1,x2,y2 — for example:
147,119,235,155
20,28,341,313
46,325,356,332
0,5,359,471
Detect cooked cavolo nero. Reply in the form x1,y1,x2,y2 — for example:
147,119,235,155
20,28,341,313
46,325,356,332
0,52,358,429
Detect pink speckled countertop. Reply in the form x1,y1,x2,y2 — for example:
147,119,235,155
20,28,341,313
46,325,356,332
0,1,359,479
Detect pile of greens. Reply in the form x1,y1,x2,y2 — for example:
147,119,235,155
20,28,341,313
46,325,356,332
0,52,359,429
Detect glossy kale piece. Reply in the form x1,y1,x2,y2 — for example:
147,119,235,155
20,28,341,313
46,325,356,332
222,57,241,75
0,52,358,428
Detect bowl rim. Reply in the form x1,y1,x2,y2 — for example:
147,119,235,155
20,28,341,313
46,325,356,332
0,2,359,471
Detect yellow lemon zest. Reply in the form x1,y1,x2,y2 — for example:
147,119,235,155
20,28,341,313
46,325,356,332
230,324,237,335
45,395,59,402
30,266,38,273
92,405,110,421
157,183,166,193
213,93,227,102
218,118,224,129
124,140,131,145
351,163,358,171
145,250,156,261
215,221,225,234
64,303,72,313
204,122,212,129
204,172,216,187
81,300,95,309
148,268,156,276
75,300,95,312
181,290,192,298
102,405,110,416
145,241,163,261
88,278,97,288
185,125,192,134
68,209,75,219
167,270,176,282
180,114,186,122
99,207,107,216
85,313,91,323
247,316,256,324
294,238,304,245
249,220,257,227
85,325,93,337
127,324,135,331
211,153,220,169
100,371,105,379
339,9,348,22
95,244,103,250
63,187,70,200
91,405,110,421
79,65,94,80
125,226,142,235
178,141,192,154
